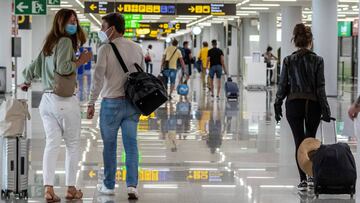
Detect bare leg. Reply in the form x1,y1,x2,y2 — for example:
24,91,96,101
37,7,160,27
170,84,175,96
217,78,221,97
210,78,214,96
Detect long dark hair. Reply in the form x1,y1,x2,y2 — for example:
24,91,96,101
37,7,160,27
42,9,86,56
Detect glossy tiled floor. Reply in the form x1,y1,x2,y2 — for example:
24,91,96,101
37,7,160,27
1,73,360,203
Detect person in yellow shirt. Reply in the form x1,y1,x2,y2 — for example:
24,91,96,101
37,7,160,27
161,39,186,99
197,42,209,89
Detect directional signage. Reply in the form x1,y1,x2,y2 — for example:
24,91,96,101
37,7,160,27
85,1,115,14
125,21,140,29
115,2,176,15
47,0,60,6
80,22,91,35
84,1,236,16
18,16,32,30
124,14,143,21
176,3,236,16
15,0,47,15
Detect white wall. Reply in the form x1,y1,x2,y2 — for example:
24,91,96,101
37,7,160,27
140,40,165,76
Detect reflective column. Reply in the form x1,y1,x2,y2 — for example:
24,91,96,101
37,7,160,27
259,12,277,53
279,6,302,178
312,0,338,97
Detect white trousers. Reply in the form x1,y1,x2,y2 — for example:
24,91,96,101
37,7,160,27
39,93,81,186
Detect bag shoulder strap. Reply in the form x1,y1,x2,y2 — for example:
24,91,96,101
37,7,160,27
168,48,178,61
109,42,129,73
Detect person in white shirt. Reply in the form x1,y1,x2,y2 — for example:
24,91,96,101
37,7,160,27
144,44,155,74
86,13,143,200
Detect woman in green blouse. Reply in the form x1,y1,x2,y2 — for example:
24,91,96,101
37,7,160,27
20,9,92,202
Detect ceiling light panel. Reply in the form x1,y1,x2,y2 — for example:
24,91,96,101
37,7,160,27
249,4,280,7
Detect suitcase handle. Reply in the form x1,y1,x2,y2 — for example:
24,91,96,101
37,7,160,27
320,117,337,144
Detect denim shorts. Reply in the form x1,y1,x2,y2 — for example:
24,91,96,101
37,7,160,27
164,69,177,84
209,65,222,79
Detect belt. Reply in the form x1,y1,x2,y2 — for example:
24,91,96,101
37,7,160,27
104,96,126,99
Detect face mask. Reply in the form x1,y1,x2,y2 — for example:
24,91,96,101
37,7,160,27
98,27,111,43
65,24,77,35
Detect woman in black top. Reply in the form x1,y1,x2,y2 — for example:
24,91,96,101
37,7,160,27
274,23,331,191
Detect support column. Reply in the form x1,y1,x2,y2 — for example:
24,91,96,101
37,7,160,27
18,29,32,84
259,12,277,53
313,0,338,97
279,6,302,177
0,0,13,93
281,6,302,63
358,5,360,96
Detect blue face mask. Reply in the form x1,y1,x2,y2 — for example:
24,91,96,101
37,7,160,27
65,24,77,35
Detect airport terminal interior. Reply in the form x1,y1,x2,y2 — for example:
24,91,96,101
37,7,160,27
1,0,360,202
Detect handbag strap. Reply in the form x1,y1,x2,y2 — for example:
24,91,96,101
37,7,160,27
110,42,143,73
168,48,178,61
110,42,129,73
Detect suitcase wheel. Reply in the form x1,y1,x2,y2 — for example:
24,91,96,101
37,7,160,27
315,194,319,199
350,193,354,199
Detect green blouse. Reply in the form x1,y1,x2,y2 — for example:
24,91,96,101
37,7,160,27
23,37,77,90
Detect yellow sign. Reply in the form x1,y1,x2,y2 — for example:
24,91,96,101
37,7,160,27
88,170,96,178
187,170,209,181
115,3,176,15
89,3,97,11
116,169,159,181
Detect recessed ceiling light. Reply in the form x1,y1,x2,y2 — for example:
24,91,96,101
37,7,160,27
249,4,280,7
263,0,296,1
241,7,270,10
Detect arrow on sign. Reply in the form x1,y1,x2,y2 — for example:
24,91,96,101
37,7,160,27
17,2,29,13
117,5,124,12
90,3,97,11
188,6,195,13
88,170,96,178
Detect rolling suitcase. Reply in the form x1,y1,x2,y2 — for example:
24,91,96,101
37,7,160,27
312,118,356,199
1,137,29,199
225,77,239,101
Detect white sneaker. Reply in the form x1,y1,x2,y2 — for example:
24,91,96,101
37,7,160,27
97,183,115,195
127,187,139,200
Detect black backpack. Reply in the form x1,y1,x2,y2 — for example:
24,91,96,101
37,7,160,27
312,143,356,196
110,43,168,116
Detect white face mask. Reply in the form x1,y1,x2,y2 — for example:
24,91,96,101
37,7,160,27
98,27,111,43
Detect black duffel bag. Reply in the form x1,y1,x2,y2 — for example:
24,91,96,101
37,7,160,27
110,43,168,116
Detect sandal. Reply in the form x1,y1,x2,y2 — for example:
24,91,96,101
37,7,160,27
44,186,61,203
66,186,83,200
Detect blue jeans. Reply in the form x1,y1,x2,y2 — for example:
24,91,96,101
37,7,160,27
100,98,140,189
209,65,223,79
164,69,177,84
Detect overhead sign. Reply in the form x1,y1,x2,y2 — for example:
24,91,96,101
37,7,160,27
47,0,60,6
85,1,115,14
15,0,47,15
125,21,140,29
18,16,32,30
124,14,143,21
138,22,186,30
338,21,352,37
80,22,91,35
84,1,236,16
115,2,176,15
176,3,236,16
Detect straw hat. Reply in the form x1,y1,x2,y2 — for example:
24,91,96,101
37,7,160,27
297,138,321,177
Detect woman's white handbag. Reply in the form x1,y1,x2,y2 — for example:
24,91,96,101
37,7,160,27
0,98,30,137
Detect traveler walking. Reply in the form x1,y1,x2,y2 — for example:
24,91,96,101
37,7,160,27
86,13,143,200
274,23,331,191
161,39,186,99
20,8,91,202
262,46,278,85
197,41,209,89
207,40,228,99
182,41,193,81
144,44,155,74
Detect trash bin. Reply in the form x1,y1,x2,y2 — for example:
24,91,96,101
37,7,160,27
0,67,6,94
